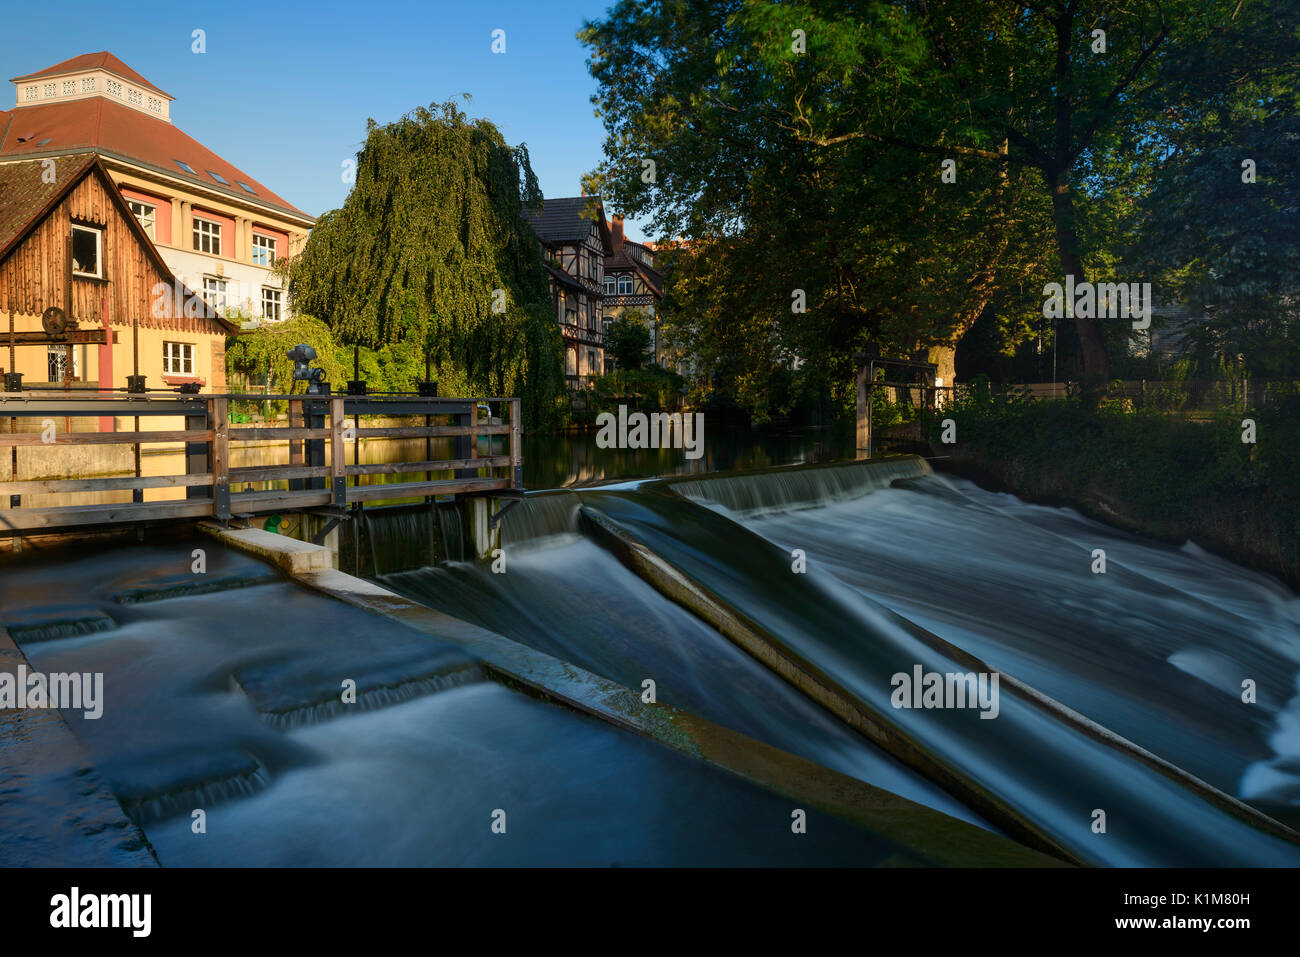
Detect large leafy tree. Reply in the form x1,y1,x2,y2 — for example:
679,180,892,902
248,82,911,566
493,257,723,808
1130,3,1300,398
289,99,566,428
582,0,1287,402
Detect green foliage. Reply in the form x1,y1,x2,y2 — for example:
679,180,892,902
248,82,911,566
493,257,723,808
583,0,1300,403
288,99,565,429
225,315,349,396
933,388,1300,581
591,367,684,413
1129,3,1300,381
604,310,652,370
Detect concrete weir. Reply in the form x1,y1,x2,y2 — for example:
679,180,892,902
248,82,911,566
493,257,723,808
198,522,1061,866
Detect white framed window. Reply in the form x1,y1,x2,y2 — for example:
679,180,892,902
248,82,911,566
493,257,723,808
163,341,194,376
261,288,282,321
252,233,276,266
603,276,616,296
107,79,122,96
71,225,102,278
24,86,38,101
127,200,156,240
47,345,80,383
62,80,75,95
193,217,222,255
43,83,56,97
81,77,95,92
617,274,633,295
201,277,228,315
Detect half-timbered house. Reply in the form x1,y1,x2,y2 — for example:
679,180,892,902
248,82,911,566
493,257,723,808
601,213,666,372
522,196,609,388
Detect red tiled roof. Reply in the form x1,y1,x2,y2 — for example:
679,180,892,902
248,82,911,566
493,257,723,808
0,97,312,221
12,52,170,98
0,152,97,257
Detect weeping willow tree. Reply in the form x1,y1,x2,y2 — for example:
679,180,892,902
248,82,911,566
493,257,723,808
289,99,566,429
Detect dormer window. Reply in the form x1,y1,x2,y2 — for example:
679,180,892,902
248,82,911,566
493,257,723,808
72,225,102,279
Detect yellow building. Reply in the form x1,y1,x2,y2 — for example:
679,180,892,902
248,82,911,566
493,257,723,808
0,51,314,391
0,153,234,393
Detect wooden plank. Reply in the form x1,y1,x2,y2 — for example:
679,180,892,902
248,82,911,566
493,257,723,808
211,397,230,520
228,465,330,482
355,425,510,439
345,456,509,476
0,429,213,447
0,500,214,532
230,489,333,510
1,330,109,346
0,473,213,494
346,478,510,503
228,427,332,441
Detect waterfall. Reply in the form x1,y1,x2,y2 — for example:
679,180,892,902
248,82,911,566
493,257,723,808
669,456,931,516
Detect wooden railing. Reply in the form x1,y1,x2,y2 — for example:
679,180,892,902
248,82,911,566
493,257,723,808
0,392,522,534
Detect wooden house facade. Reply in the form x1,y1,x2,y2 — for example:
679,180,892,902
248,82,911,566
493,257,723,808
0,153,234,395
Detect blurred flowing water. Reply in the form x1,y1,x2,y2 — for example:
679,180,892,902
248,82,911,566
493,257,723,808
381,462,1300,865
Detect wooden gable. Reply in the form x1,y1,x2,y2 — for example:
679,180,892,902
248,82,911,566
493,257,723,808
0,157,233,335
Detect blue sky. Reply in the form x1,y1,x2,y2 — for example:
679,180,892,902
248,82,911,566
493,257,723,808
1,0,650,240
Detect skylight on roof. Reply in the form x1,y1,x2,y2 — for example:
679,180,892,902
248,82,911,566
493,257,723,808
237,181,257,195
208,170,228,185
174,159,196,174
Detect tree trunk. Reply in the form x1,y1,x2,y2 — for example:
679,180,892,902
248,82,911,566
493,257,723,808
1049,174,1111,391
927,344,956,408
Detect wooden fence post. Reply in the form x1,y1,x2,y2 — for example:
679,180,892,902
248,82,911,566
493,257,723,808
210,396,229,520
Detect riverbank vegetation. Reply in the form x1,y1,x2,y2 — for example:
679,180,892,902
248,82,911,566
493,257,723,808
934,378,1300,587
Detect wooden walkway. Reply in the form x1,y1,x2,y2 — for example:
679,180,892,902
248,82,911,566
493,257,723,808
0,391,522,535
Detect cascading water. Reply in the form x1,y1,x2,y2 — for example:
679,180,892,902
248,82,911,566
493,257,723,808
374,459,1300,865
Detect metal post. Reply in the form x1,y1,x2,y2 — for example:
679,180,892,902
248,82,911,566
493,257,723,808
330,396,346,508
307,390,328,492
510,398,522,489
